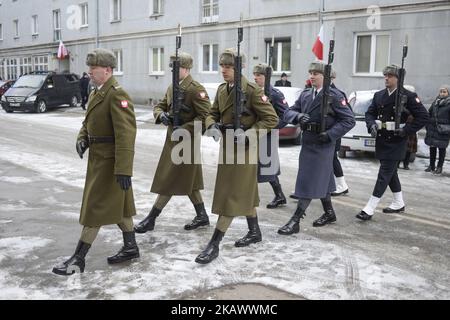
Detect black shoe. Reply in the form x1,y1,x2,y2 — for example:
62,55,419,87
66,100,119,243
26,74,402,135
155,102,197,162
278,207,305,235
289,193,299,200
52,241,91,276
403,165,410,170
331,189,348,196
434,167,443,174
235,216,262,247
356,211,372,221
107,232,140,264
134,207,162,233
425,166,435,172
195,229,225,264
382,206,405,213
184,203,210,230
267,179,287,208
313,210,336,227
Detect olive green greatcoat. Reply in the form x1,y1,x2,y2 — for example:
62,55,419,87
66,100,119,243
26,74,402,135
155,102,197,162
77,76,137,227
205,76,279,216
151,74,211,195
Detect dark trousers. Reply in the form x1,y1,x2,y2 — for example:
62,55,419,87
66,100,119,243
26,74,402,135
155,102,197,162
333,152,344,177
372,160,401,198
403,151,411,168
430,147,446,168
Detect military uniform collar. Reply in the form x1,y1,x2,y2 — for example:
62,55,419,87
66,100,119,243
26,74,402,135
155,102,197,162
180,74,193,90
387,87,397,96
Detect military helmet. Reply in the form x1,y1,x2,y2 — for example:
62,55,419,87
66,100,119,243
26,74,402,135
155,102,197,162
86,48,117,68
308,61,326,74
383,64,401,78
253,63,272,75
219,48,246,66
169,52,193,69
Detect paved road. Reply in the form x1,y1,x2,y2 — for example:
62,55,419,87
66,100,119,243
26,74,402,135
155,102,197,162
0,106,449,299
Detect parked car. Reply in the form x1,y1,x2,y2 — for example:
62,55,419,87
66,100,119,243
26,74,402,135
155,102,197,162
1,71,81,113
275,86,303,145
0,80,16,98
340,88,416,162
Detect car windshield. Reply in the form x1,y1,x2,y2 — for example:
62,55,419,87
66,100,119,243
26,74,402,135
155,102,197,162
0,81,5,87
13,75,46,89
350,93,374,117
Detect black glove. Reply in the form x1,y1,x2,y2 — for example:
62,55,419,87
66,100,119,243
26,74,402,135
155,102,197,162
318,132,331,144
297,113,310,125
116,175,132,191
206,123,222,142
394,128,406,137
370,124,378,138
76,140,88,159
159,112,172,126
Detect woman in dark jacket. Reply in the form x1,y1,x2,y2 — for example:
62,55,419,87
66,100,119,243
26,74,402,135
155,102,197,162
425,85,450,174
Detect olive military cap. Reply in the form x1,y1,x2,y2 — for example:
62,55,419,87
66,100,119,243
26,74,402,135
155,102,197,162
219,48,246,66
383,64,401,78
169,52,193,69
253,63,272,75
308,61,326,74
86,48,117,69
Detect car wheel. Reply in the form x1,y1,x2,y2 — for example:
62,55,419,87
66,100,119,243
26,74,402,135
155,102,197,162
338,149,346,158
70,95,79,108
5,108,13,113
36,100,47,113
292,132,302,145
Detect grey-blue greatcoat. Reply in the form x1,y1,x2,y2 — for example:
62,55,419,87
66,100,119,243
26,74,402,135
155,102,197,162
283,87,355,199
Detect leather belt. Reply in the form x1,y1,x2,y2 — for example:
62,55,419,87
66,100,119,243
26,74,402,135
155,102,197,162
301,122,321,133
88,135,115,144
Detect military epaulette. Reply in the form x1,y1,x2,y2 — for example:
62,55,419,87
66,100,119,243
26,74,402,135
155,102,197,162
247,82,257,89
113,85,122,90
218,82,227,89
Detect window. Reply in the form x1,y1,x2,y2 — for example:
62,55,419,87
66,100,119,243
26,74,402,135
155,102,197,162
7,58,18,80
110,0,121,22
149,47,164,75
31,15,38,35
53,10,61,41
112,49,123,75
151,0,164,15
202,0,218,24
80,3,88,27
0,62,5,80
354,33,390,75
13,19,19,38
201,44,218,72
0,23,3,40
266,38,291,73
20,57,32,75
33,55,48,71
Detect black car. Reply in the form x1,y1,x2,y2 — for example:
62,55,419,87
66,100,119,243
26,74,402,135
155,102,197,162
1,71,81,113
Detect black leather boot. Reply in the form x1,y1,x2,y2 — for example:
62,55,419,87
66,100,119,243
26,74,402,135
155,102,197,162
235,216,262,247
107,231,140,264
313,198,337,227
134,207,162,233
267,178,287,209
278,207,306,235
184,203,210,230
195,229,225,264
52,240,91,276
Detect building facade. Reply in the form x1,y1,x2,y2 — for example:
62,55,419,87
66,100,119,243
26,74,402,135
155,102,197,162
0,0,449,104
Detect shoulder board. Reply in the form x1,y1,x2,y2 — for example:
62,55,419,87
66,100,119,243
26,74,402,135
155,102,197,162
113,84,122,90
246,82,257,89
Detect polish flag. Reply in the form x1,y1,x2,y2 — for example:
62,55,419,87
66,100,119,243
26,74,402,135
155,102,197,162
312,25,324,61
57,40,68,60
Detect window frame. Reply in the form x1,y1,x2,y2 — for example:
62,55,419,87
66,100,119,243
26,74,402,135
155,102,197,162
33,55,49,72
31,15,38,36
150,0,164,16
80,3,89,27
0,23,3,40
53,9,61,41
199,43,219,74
112,49,123,75
110,0,122,22
13,19,19,38
201,0,219,24
265,38,291,75
353,32,391,77
149,47,165,76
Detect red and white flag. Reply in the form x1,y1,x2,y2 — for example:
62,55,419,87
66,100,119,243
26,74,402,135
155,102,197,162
57,40,68,60
312,25,324,61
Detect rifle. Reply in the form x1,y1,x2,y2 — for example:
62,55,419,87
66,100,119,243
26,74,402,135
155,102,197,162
264,35,274,98
233,15,245,131
320,37,335,133
395,35,408,130
172,24,183,129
